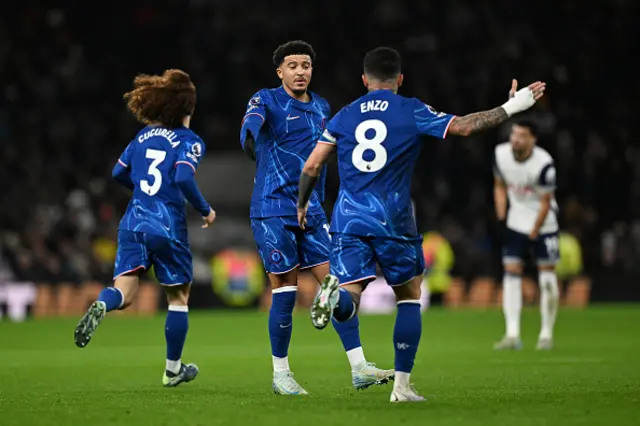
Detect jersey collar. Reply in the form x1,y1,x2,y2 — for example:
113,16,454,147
277,86,315,108
512,147,534,163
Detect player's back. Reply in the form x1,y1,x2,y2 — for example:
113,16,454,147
119,125,205,242
327,90,454,239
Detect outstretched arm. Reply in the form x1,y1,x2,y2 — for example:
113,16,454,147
447,80,546,137
448,107,509,137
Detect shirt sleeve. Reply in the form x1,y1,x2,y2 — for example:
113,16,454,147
175,139,206,173
413,100,457,139
111,162,134,190
537,163,556,193
117,142,135,168
240,91,267,148
175,165,210,216
318,110,343,145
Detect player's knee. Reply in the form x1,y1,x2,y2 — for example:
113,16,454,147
504,263,523,276
164,283,191,306
392,276,422,302
114,274,140,308
349,290,362,308
308,263,330,284
268,270,298,289
537,264,555,273
538,268,559,295
341,283,364,308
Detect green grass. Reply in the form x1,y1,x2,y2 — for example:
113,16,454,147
1,306,639,426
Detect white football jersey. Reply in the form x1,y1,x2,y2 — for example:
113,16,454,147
494,143,559,235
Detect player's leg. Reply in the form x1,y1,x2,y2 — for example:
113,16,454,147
298,217,363,356
74,230,147,348
251,217,307,395
390,276,425,402
495,229,526,350
149,234,199,387
535,233,560,350
374,237,426,402
300,216,393,389
310,234,395,389
161,283,198,387
308,262,394,389
310,233,376,330
309,263,363,364
267,268,309,395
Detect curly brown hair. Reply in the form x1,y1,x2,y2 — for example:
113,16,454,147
123,69,196,128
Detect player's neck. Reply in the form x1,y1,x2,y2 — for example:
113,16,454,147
514,147,533,162
367,84,397,94
148,117,190,129
282,85,310,102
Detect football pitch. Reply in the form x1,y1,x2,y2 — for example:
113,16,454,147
1,306,639,426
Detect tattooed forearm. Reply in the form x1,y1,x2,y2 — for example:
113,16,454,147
447,107,509,137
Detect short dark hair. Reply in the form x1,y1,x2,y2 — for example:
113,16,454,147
363,47,402,81
123,69,196,128
273,40,316,66
513,119,539,138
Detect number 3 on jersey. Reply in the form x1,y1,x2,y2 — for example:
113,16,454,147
140,148,166,196
352,119,387,173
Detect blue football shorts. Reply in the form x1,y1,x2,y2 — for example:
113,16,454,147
330,233,425,286
113,230,193,285
251,214,331,274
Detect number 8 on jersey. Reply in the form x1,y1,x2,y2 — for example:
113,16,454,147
353,119,388,173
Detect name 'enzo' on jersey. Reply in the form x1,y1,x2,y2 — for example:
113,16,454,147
360,100,389,113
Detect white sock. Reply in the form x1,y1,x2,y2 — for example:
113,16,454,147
346,347,366,371
539,270,559,340
394,372,411,390
166,359,181,374
503,273,522,339
272,356,290,373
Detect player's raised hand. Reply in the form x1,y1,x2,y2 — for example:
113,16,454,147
201,207,216,229
501,80,546,116
527,81,546,101
297,206,308,230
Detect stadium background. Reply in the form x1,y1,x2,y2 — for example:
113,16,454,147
1,0,638,320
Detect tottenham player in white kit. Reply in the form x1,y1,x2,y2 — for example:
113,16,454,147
493,116,559,351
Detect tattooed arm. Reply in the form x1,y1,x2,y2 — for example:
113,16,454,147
447,107,509,137
446,80,547,137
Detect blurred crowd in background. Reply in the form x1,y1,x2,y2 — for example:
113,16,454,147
1,0,638,292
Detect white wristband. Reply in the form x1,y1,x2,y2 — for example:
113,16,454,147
501,88,535,117
501,98,519,117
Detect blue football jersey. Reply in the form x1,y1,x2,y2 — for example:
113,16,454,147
241,86,330,218
117,126,205,242
321,90,456,239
